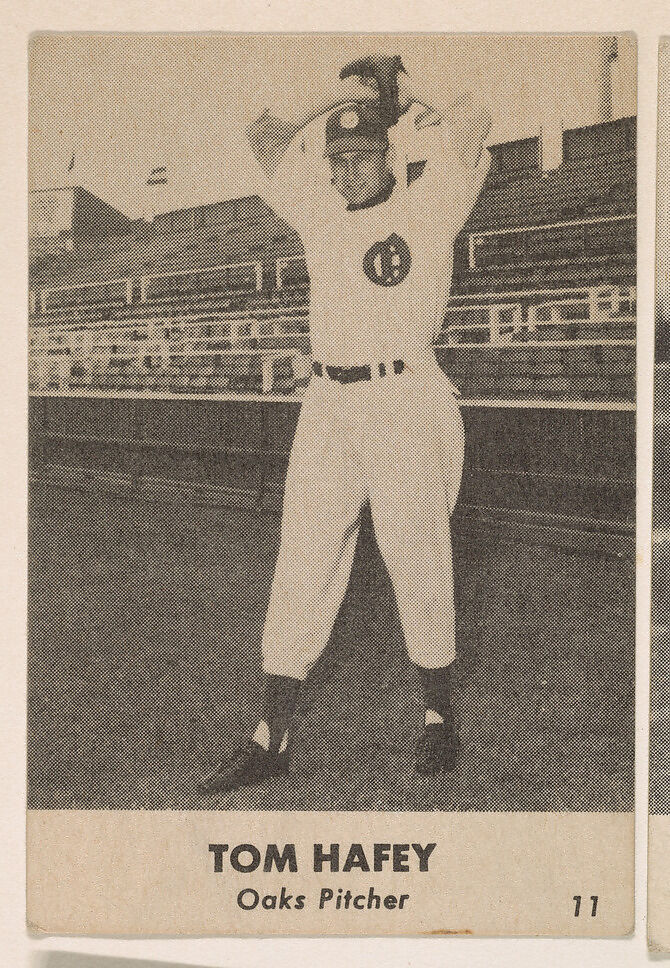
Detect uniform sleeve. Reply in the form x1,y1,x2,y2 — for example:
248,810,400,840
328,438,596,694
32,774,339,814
390,103,491,228
256,118,338,233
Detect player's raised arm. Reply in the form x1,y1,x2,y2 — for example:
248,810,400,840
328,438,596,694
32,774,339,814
245,74,377,177
390,61,491,169
338,54,491,170
435,91,492,169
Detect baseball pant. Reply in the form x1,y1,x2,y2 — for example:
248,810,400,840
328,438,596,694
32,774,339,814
261,356,465,679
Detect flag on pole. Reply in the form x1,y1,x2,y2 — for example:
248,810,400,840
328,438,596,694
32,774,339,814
147,166,168,185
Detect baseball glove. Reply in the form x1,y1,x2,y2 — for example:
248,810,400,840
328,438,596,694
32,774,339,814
339,54,407,128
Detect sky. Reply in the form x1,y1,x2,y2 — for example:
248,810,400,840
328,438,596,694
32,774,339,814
658,40,669,313
29,33,637,220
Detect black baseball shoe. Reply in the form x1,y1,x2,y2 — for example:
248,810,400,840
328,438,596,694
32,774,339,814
415,721,460,775
196,739,289,796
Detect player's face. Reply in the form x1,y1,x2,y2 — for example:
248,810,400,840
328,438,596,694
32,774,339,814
329,149,391,206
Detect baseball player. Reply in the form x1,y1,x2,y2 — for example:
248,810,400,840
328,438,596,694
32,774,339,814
197,54,491,795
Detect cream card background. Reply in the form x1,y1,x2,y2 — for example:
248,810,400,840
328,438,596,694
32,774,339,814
1,0,663,964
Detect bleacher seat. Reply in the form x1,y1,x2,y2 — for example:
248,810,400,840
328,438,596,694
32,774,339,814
29,114,635,407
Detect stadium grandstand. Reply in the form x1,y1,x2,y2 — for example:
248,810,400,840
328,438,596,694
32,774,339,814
28,113,636,555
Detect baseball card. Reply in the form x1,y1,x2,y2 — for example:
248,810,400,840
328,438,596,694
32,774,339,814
34,958,209,968
649,35,670,954
26,32,636,936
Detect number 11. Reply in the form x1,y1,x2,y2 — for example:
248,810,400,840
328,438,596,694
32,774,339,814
573,895,599,917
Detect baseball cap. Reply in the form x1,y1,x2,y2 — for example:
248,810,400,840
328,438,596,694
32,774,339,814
324,102,389,157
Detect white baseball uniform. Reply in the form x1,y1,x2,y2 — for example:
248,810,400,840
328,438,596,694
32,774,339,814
258,103,490,679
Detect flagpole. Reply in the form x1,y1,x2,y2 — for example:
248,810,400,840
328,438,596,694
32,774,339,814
65,150,75,189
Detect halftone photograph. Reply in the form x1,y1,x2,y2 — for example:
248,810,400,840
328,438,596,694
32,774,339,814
649,36,670,953
27,33,636,936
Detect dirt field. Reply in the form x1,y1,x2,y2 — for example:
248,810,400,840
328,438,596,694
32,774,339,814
28,485,634,811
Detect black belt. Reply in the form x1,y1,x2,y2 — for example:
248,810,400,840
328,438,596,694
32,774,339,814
312,360,405,384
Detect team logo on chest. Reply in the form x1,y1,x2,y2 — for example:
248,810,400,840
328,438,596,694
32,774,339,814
362,233,412,287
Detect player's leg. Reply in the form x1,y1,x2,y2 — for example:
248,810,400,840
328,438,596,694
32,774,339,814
259,384,365,743
197,384,365,794
261,391,365,679
368,370,465,773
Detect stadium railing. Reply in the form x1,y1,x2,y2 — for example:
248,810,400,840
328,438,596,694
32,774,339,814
466,213,635,271
138,260,265,302
28,282,635,403
27,201,636,553
29,256,311,320
35,276,134,315
441,284,635,342
29,222,634,322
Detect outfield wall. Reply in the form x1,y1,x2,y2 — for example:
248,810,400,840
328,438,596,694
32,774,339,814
29,391,635,557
